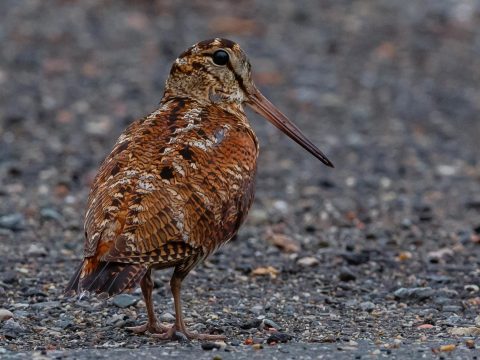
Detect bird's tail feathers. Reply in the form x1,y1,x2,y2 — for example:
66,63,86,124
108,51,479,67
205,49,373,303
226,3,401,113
64,258,147,298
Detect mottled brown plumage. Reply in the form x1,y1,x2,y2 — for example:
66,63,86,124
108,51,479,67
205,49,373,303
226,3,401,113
66,38,333,340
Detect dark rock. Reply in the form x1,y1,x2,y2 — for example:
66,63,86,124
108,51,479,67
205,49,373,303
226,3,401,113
201,341,221,350
342,251,370,266
465,199,480,210
240,319,262,329
339,268,357,282
414,204,433,222
267,332,293,344
1,271,17,284
474,225,480,235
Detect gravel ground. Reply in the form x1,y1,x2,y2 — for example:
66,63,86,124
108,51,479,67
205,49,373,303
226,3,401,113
1,0,480,358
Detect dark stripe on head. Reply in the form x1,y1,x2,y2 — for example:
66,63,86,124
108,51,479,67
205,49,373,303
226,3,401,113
226,61,248,95
217,38,236,49
197,38,236,50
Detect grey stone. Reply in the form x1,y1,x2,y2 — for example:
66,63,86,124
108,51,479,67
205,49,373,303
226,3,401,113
2,319,26,337
160,312,175,322
112,294,138,308
393,287,435,301
263,318,282,330
26,243,48,256
442,305,463,313
250,305,263,315
40,208,64,222
359,301,375,312
0,213,26,231
31,301,60,310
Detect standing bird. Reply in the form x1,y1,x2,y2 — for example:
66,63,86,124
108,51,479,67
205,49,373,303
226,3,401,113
66,38,333,340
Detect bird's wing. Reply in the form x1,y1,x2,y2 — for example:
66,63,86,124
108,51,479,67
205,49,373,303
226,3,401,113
83,99,258,266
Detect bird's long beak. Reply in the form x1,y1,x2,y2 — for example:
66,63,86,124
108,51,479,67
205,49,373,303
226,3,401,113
247,89,334,168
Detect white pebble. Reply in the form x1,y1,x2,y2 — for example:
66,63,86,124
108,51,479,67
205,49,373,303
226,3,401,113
0,309,14,322
297,256,319,267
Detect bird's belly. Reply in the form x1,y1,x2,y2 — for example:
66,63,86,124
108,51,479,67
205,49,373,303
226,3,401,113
186,156,257,254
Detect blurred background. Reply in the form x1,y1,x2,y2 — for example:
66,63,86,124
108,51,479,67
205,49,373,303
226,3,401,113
0,0,479,350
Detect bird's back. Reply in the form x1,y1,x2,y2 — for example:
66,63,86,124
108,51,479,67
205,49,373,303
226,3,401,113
66,98,258,296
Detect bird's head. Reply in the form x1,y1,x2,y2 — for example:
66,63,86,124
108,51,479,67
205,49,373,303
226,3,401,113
164,38,253,105
163,38,334,167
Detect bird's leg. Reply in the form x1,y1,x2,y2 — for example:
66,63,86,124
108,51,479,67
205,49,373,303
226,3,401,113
153,264,225,341
126,269,169,334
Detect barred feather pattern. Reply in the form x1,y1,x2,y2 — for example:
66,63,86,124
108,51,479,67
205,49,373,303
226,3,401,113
67,96,258,297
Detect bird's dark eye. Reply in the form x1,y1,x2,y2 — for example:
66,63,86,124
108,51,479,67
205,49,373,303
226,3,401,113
212,50,229,66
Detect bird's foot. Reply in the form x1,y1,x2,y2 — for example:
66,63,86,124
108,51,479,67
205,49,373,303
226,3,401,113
126,321,169,335
152,324,226,341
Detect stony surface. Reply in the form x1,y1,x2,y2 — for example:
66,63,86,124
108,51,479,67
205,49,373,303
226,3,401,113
1,0,479,358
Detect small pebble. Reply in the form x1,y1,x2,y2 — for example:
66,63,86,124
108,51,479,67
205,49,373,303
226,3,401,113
464,284,479,293
465,339,475,349
250,305,263,315
0,213,26,231
201,341,221,351
262,318,282,330
160,312,175,322
2,319,26,337
40,208,64,222
339,268,356,282
297,256,319,267
112,294,138,308
439,344,456,352
448,327,480,336
26,243,48,256
252,337,264,344
266,332,293,344
417,324,434,329
240,319,262,330
359,301,375,312
393,287,435,301
442,305,463,313
0,309,14,322
31,301,60,310
172,331,189,343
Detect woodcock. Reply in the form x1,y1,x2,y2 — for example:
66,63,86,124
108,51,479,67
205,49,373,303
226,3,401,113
66,38,333,340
